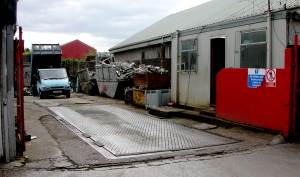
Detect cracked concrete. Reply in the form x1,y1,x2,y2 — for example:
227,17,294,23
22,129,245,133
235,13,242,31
22,98,69,170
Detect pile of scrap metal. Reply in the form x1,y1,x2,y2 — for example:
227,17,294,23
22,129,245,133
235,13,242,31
75,68,99,95
135,64,168,75
95,58,169,99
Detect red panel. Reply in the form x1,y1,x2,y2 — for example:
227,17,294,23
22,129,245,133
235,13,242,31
216,49,293,137
61,39,96,60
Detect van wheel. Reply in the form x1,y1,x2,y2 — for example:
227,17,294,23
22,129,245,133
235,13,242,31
66,91,71,98
39,90,45,99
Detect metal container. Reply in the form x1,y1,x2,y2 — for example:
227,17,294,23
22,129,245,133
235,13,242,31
133,89,145,106
95,64,132,98
133,73,170,90
75,68,99,95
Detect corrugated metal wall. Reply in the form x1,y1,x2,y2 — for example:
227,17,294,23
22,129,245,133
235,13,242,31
114,44,171,63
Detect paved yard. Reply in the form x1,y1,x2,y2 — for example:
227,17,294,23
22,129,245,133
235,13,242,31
48,105,237,156
1,94,298,177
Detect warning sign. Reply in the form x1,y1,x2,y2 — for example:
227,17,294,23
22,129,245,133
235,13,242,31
248,69,265,89
266,69,276,88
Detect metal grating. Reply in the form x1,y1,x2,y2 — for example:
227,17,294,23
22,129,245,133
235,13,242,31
50,105,237,156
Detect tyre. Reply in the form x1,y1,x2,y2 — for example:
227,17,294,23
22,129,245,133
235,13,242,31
39,90,45,99
32,86,38,96
66,91,71,98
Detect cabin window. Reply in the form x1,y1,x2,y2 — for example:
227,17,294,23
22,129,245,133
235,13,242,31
181,39,198,72
240,30,267,68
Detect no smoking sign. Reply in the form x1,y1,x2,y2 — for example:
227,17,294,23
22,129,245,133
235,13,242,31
266,69,276,88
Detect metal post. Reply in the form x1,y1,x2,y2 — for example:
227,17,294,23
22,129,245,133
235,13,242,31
292,34,299,138
20,27,25,152
267,0,272,68
16,27,25,152
0,27,7,160
160,44,166,68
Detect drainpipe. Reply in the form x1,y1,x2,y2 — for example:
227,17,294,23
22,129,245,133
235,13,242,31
176,30,180,104
160,36,165,68
267,0,272,68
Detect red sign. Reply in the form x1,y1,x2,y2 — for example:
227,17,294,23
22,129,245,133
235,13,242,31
266,69,276,88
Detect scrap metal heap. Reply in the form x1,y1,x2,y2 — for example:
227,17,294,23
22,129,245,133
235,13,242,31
94,59,169,99
98,59,168,81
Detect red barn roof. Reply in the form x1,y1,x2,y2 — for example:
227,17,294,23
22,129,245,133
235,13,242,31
61,39,96,60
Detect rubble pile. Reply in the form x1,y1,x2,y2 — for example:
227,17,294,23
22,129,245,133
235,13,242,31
135,64,168,74
97,61,168,81
115,62,136,80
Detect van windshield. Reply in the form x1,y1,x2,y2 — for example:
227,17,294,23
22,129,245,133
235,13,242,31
39,69,68,80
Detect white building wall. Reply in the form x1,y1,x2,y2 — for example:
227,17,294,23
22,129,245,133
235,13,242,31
171,19,287,108
289,21,300,46
272,19,287,68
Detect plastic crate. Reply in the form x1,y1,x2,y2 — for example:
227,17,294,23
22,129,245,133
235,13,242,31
145,89,170,109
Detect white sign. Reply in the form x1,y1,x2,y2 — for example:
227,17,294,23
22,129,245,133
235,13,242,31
248,69,265,88
266,69,276,88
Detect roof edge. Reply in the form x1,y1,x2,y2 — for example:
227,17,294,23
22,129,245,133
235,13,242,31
109,35,172,53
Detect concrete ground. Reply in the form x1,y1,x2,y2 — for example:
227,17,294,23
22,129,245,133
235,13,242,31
2,144,300,177
0,94,299,177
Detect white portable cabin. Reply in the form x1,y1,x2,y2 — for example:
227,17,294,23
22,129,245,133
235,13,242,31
110,0,300,108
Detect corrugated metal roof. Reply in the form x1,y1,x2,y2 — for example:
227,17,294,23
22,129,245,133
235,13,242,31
110,0,299,51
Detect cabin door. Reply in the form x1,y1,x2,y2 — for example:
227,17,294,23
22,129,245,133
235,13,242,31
210,38,226,106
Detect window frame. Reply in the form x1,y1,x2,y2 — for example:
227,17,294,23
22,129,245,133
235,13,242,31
240,30,267,68
180,39,198,72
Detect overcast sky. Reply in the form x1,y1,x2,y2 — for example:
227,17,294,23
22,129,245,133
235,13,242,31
18,0,211,51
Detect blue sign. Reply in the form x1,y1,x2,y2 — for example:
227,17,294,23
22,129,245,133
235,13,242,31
248,69,265,88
